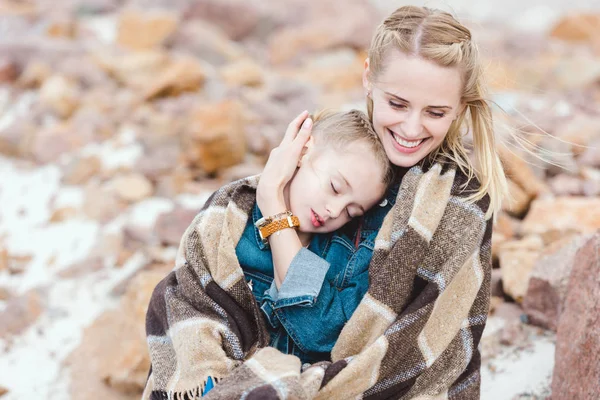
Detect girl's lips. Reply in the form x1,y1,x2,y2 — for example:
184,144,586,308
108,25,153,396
387,128,429,154
310,209,323,228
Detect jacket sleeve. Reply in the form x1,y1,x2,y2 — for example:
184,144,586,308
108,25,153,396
260,248,370,355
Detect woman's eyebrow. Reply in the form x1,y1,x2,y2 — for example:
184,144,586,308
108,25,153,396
384,91,453,110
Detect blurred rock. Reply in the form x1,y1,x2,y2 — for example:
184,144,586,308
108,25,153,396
499,235,544,302
30,123,92,164
548,174,583,196
498,146,549,198
554,114,600,156
522,197,600,237
577,138,600,168
0,288,46,339
550,14,600,44
183,100,247,173
581,167,600,196
171,21,245,65
154,207,198,246
523,234,591,331
503,178,532,217
83,183,127,223
183,0,263,40
494,212,521,239
16,61,52,88
143,56,205,100
0,286,13,301
268,2,377,64
0,248,8,272
552,232,600,399
58,256,104,279
38,75,81,118
491,268,504,297
117,9,179,50
110,173,154,203
221,59,265,88
67,270,167,399
62,156,102,185
218,160,264,183
0,58,19,83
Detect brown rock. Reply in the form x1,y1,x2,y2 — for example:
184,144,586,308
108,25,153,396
16,61,52,88
0,288,46,339
550,14,600,43
183,100,247,173
49,207,79,223
522,197,600,237
83,183,127,223
498,146,549,198
523,234,591,331
0,286,13,301
221,59,264,87
30,123,94,164
39,75,81,118
494,212,521,239
154,207,198,246
117,10,179,50
92,49,170,91
268,2,377,64
143,56,205,100
0,248,8,272
0,385,7,396
503,178,532,217
0,58,19,83
499,236,544,302
551,232,600,399
58,257,105,279
184,0,263,40
62,156,102,185
67,270,167,398
110,173,154,203
578,138,600,168
171,21,245,66
548,174,584,196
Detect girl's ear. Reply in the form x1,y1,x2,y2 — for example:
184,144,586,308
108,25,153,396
362,58,371,95
298,136,315,167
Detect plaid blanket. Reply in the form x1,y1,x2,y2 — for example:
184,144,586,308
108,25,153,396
143,160,492,400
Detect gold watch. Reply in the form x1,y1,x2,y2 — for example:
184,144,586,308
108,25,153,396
254,210,300,244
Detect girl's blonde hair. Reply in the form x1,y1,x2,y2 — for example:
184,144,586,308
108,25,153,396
366,6,508,219
310,109,395,186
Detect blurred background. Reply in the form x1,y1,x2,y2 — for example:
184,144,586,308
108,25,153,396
0,0,599,399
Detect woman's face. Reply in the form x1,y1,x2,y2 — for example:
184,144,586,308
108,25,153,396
364,49,464,168
286,140,386,235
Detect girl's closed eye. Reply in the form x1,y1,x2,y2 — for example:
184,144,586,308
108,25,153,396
330,181,339,194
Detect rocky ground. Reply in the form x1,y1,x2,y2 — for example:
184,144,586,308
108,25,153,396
0,1,599,399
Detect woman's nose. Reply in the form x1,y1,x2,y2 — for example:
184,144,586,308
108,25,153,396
401,111,423,138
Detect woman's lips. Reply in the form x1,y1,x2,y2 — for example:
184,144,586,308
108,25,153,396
387,128,429,154
310,209,324,228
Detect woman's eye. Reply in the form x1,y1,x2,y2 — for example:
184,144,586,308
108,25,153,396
389,101,406,109
429,111,445,118
330,182,339,194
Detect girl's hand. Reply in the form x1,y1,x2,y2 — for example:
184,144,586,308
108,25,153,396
256,111,312,216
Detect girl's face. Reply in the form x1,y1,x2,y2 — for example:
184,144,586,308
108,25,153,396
286,140,386,235
364,50,464,168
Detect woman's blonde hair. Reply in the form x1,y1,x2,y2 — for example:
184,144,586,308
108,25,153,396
366,6,508,219
310,109,395,186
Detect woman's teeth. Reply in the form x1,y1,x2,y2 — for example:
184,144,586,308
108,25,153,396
390,130,424,148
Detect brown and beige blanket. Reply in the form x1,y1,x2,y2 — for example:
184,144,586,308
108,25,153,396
143,160,492,400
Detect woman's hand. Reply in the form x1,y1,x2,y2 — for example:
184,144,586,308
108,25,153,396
256,110,312,217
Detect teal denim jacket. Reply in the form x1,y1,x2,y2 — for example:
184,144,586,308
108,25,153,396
235,181,399,364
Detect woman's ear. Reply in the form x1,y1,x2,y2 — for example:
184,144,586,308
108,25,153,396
298,136,315,167
362,58,372,96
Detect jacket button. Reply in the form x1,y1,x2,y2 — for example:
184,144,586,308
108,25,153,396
379,198,388,207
